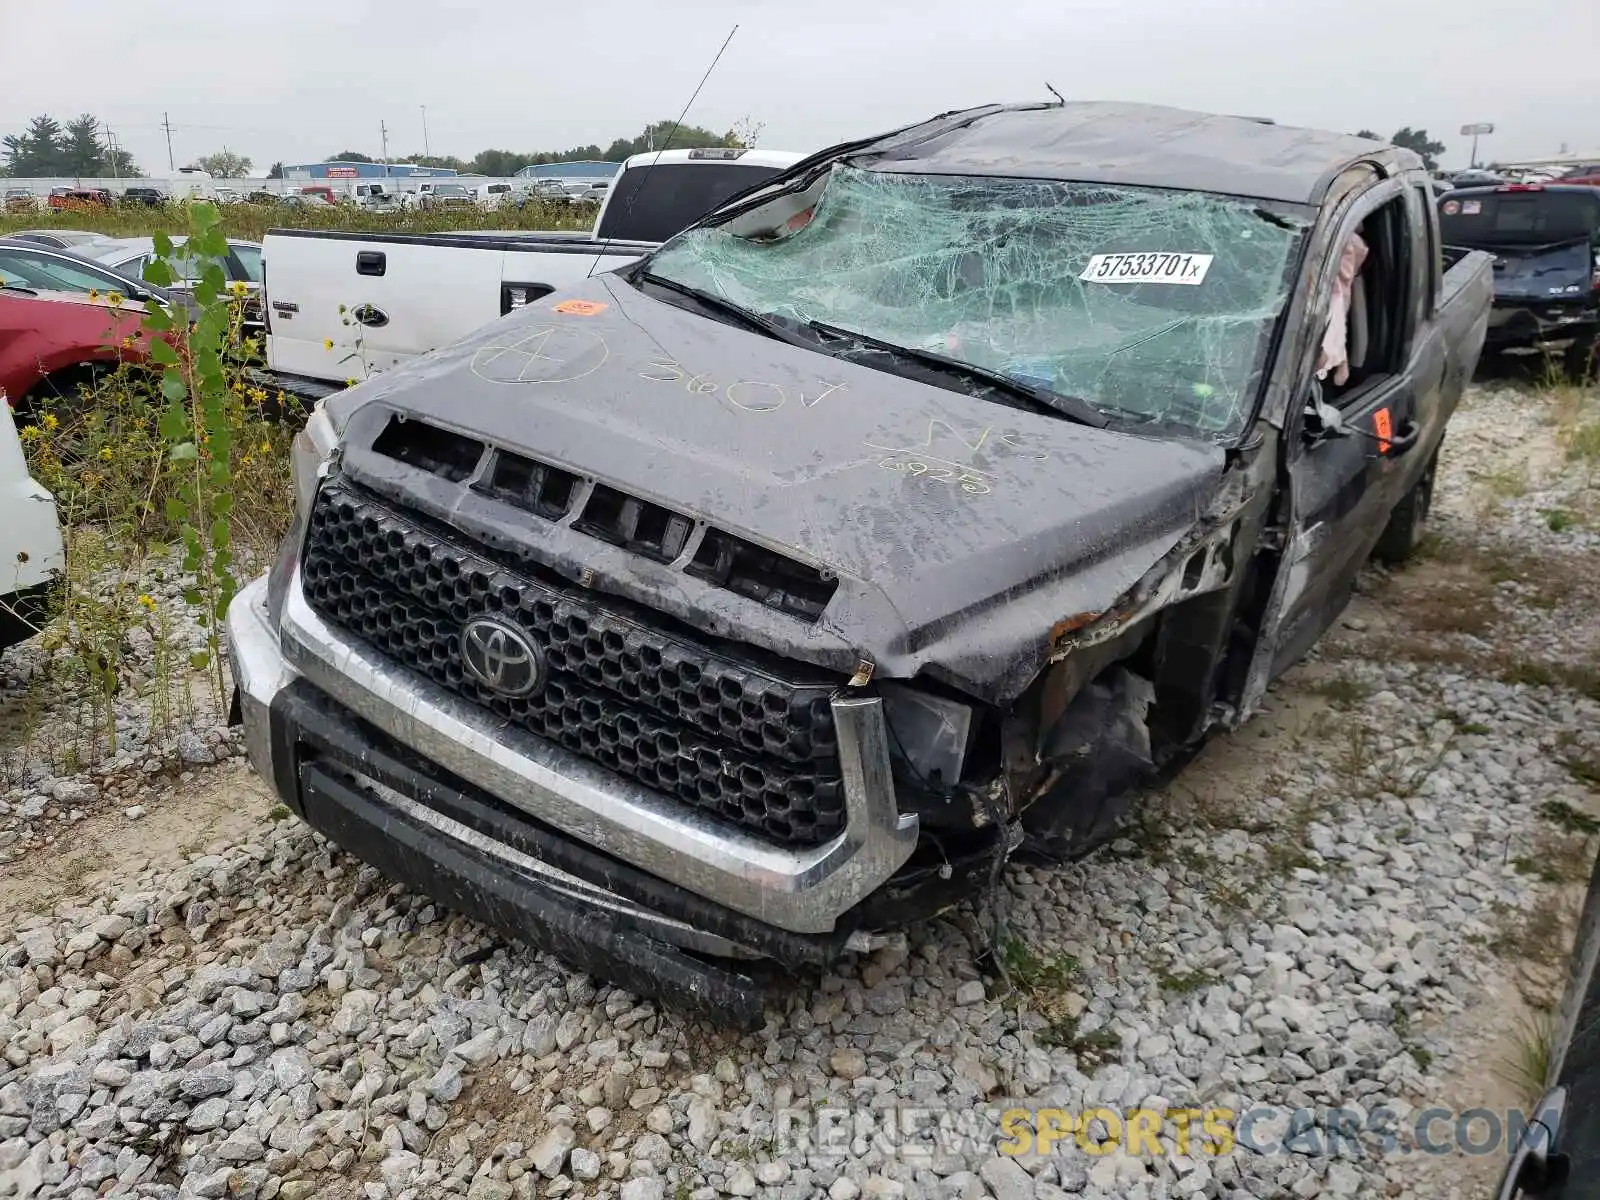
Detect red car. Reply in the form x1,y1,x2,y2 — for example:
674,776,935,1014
47,187,113,212
0,243,175,417
0,291,156,417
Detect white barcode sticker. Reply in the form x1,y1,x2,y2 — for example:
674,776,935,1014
1080,252,1214,285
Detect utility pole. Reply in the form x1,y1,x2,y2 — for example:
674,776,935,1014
421,106,430,158
163,111,175,171
380,121,389,166
106,128,121,182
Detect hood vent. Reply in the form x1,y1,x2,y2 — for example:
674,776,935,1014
575,484,695,564
477,450,580,521
372,416,484,483
364,416,840,623
689,529,839,623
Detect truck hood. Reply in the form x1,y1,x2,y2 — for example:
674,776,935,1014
331,275,1228,703
1489,239,1597,304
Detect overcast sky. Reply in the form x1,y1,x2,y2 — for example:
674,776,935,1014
4,0,1596,175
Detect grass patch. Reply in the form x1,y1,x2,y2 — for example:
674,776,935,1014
1001,938,1081,993
721,1135,776,1162
1157,967,1218,995
1543,798,1600,834
1499,658,1600,702
1501,1009,1556,1107
1036,1015,1121,1071
1264,841,1317,876
1512,854,1574,885
1561,755,1600,792
0,201,591,245
1490,893,1572,968
1568,422,1600,464
1542,508,1579,533
1483,460,1531,501
267,804,294,822
1312,676,1372,710
999,937,1120,1072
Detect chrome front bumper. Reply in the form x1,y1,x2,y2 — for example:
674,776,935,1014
225,575,919,935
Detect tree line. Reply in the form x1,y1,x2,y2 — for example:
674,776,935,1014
2,114,757,181
1,114,139,177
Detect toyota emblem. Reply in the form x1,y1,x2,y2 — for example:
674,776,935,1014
460,617,543,697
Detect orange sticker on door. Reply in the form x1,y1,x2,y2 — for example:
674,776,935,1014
553,299,608,316
1373,406,1393,454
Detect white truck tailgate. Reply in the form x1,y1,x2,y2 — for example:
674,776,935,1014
265,233,648,383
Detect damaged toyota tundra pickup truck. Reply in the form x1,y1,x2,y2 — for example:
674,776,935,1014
226,101,1492,1025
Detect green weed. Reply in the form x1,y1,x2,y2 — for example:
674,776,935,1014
1157,967,1218,995
1502,1010,1556,1107
1313,676,1372,710
1000,938,1081,992
1542,508,1578,533
1542,798,1600,833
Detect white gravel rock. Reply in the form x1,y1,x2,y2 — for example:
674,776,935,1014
0,383,1594,1200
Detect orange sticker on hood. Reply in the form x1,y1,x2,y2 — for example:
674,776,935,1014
553,299,608,316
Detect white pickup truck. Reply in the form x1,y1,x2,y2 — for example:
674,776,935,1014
0,396,65,653
263,147,805,393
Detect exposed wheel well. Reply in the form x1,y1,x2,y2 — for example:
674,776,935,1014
16,360,112,424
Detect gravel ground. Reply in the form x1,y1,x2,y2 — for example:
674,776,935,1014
2,380,1598,1200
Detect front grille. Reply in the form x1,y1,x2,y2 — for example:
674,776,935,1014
300,478,846,846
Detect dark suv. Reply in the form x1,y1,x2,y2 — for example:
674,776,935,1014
121,186,165,206
1438,184,1600,377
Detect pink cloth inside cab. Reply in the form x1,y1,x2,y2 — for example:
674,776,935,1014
1316,232,1369,387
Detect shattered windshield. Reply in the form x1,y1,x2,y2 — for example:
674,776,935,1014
644,166,1307,441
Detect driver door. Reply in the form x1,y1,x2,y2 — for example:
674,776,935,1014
1261,179,1438,679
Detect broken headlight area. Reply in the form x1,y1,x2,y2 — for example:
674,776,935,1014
268,404,342,626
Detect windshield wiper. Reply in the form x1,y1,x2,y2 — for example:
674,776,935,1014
635,271,819,350
803,319,1108,429
0,282,39,297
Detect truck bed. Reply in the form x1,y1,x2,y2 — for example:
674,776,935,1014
263,228,655,384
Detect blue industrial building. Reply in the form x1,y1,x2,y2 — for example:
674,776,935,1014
281,161,459,180
513,160,620,184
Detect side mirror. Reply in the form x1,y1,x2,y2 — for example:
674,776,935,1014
1307,398,1350,438
1302,379,1351,443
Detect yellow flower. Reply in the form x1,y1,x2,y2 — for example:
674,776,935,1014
241,455,253,466
345,378,357,387
86,288,99,301
229,281,248,296
18,425,39,442
323,339,334,351
259,440,271,452
107,291,124,307
40,413,58,431
248,387,268,403
137,594,156,610
120,335,135,349
99,448,113,461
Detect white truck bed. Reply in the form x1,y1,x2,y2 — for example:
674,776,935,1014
265,148,806,389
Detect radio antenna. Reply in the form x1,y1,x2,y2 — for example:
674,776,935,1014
586,23,740,278
1045,82,1066,106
